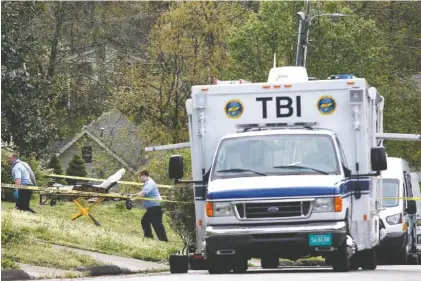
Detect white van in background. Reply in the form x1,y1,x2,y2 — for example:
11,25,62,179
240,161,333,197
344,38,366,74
410,172,421,263
378,157,420,264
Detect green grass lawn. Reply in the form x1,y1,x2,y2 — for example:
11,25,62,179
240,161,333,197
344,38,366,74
1,194,182,269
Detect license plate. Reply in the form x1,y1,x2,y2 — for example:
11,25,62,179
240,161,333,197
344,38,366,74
309,233,332,247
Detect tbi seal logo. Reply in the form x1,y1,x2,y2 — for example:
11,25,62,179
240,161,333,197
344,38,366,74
225,99,244,119
317,96,336,115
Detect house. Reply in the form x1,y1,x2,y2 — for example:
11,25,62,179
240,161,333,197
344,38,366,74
50,109,145,180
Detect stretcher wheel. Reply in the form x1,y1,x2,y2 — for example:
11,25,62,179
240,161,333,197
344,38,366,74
50,199,57,207
125,199,133,210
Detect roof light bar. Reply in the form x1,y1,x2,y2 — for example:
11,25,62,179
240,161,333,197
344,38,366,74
328,74,356,80
236,122,319,132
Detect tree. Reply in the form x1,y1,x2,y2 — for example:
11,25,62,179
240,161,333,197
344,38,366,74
229,1,390,83
66,155,88,185
112,1,250,143
1,1,59,158
47,154,67,184
345,1,421,76
228,1,421,168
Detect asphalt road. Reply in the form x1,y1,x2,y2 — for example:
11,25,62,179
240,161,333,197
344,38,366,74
48,265,421,281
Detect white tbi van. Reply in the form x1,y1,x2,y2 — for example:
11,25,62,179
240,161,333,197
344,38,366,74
378,157,421,264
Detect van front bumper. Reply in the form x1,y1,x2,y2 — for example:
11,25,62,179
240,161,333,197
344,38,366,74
205,221,347,258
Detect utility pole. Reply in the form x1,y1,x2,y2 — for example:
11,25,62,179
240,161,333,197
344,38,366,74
302,1,311,68
295,0,310,67
295,1,346,68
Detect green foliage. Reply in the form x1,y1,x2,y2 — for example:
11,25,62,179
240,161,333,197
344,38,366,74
47,154,66,184
112,1,250,142
380,76,421,170
1,201,182,263
1,258,19,270
1,1,59,158
48,154,64,174
65,155,87,185
1,149,14,184
1,211,30,245
229,1,390,83
228,1,421,168
165,185,195,247
229,1,303,81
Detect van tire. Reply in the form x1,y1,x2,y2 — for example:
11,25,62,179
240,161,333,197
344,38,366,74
360,248,377,270
331,242,350,272
407,255,419,265
350,255,360,270
207,250,231,274
232,258,248,273
261,256,279,269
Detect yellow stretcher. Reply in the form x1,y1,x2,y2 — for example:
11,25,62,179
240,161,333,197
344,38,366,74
1,169,187,227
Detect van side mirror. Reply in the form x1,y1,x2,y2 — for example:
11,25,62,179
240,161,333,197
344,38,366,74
169,155,184,180
406,200,417,215
370,147,387,172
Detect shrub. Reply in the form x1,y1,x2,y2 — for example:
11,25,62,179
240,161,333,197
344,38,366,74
47,154,67,184
66,155,87,185
164,184,195,248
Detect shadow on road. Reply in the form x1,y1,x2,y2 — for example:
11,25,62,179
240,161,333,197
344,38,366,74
226,267,334,274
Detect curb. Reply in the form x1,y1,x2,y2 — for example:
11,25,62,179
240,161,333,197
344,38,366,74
1,265,137,280
1,269,32,281
75,265,128,276
1,260,325,280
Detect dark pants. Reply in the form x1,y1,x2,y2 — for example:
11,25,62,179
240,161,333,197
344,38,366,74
15,188,35,213
141,206,168,242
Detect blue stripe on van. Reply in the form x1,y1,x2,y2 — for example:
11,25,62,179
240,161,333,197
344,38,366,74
206,179,371,200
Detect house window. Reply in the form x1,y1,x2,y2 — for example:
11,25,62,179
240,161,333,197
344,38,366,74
82,146,92,163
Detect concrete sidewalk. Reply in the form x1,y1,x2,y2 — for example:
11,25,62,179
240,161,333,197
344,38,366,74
1,244,168,280
52,244,168,273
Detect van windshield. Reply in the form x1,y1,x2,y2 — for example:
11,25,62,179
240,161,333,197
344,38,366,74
382,179,400,207
211,134,340,180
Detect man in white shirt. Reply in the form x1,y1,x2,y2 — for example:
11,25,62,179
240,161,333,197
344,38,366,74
134,170,168,242
7,153,37,213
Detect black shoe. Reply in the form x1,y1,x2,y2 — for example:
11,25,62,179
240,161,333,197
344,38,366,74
27,207,37,214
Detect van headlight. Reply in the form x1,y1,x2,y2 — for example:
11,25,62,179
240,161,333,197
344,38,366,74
206,202,234,217
386,213,402,225
313,198,334,212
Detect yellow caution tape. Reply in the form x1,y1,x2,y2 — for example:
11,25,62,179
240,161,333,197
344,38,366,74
380,196,421,201
47,174,173,188
1,183,192,204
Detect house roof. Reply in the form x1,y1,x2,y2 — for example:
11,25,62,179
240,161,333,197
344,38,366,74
56,127,136,173
54,109,143,173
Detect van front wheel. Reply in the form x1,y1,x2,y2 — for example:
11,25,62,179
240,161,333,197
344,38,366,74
331,242,350,272
207,250,231,274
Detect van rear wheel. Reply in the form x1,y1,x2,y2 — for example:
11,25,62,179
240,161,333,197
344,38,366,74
360,248,377,270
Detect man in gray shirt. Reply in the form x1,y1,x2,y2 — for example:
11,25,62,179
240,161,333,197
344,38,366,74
7,153,37,213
